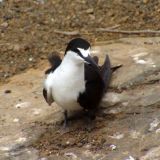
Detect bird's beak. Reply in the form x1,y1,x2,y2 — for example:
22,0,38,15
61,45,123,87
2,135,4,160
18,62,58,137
83,55,98,68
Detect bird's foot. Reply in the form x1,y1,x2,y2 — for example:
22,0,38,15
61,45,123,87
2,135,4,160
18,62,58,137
84,119,95,132
84,111,96,132
59,125,70,135
58,110,70,134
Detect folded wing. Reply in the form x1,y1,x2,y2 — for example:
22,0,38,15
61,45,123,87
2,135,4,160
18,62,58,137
45,54,62,74
43,54,62,104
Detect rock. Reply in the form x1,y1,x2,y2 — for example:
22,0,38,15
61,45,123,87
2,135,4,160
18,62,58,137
143,0,149,4
65,138,76,146
13,44,21,52
1,22,8,28
140,146,160,160
1,37,160,160
85,8,94,14
77,143,83,147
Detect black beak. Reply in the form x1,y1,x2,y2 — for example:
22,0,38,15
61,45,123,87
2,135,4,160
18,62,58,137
83,55,98,68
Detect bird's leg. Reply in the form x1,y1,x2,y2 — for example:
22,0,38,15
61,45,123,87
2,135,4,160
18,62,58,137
85,109,96,131
59,110,70,134
63,110,68,128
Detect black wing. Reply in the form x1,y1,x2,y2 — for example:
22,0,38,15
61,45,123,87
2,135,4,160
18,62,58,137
92,55,122,91
78,55,112,110
43,54,62,104
45,54,62,74
78,62,105,111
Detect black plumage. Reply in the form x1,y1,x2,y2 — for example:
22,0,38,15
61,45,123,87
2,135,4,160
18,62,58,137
77,55,111,120
45,54,62,75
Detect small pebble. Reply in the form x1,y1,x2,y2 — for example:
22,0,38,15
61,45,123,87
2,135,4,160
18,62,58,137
65,152,77,159
65,138,75,146
125,155,135,160
86,8,94,14
0,147,10,151
33,108,42,115
109,132,124,139
110,144,117,150
4,73,10,78
39,158,48,160
149,118,160,131
36,0,45,4
156,128,160,133
1,22,8,28
4,90,11,94
13,118,19,123
16,137,27,143
143,0,149,4
15,102,30,109
84,144,91,149
77,142,83,147
29,57,33,62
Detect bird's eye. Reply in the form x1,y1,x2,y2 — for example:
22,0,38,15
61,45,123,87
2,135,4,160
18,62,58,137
73,48,80,53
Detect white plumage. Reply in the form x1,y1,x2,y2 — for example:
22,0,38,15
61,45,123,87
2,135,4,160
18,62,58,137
44,50,87,111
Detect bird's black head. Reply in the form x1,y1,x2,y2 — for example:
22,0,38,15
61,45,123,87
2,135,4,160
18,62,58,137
65,38,91,55
64,38,97,68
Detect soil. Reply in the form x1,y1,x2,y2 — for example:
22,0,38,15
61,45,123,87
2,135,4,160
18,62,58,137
32,113,119,157
1,0,160,83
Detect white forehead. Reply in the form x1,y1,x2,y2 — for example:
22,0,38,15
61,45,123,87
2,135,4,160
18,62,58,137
77,47,90,57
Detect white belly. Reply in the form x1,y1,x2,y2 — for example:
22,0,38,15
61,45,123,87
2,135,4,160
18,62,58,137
49,62,85,111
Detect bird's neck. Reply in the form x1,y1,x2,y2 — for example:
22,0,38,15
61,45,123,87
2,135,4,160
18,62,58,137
60,54,84,76
62,52,84,67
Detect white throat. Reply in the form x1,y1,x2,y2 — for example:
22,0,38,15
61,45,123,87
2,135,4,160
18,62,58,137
63,50,84,65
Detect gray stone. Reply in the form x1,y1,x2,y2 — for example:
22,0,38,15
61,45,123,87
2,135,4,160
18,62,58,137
140,146,160,160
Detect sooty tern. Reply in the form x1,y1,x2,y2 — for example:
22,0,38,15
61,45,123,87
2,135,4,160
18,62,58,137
43,38,112,128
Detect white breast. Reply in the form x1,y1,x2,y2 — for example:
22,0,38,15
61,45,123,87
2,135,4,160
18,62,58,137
45,51,85,111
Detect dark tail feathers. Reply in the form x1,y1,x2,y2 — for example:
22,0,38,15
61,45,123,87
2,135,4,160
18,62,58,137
92,56,99,64
100,55,112,92
111,64,122,73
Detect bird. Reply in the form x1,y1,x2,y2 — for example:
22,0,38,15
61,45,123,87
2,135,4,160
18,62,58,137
43,38,112,128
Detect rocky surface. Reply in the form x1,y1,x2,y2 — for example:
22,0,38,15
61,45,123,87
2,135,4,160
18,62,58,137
0,37,160,160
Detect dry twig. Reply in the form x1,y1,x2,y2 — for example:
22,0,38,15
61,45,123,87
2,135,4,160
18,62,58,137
95,28,160,34
54,30,80,36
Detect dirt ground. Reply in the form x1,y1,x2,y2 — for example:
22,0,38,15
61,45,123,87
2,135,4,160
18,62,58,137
1,0,160,83
32,112,116,157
